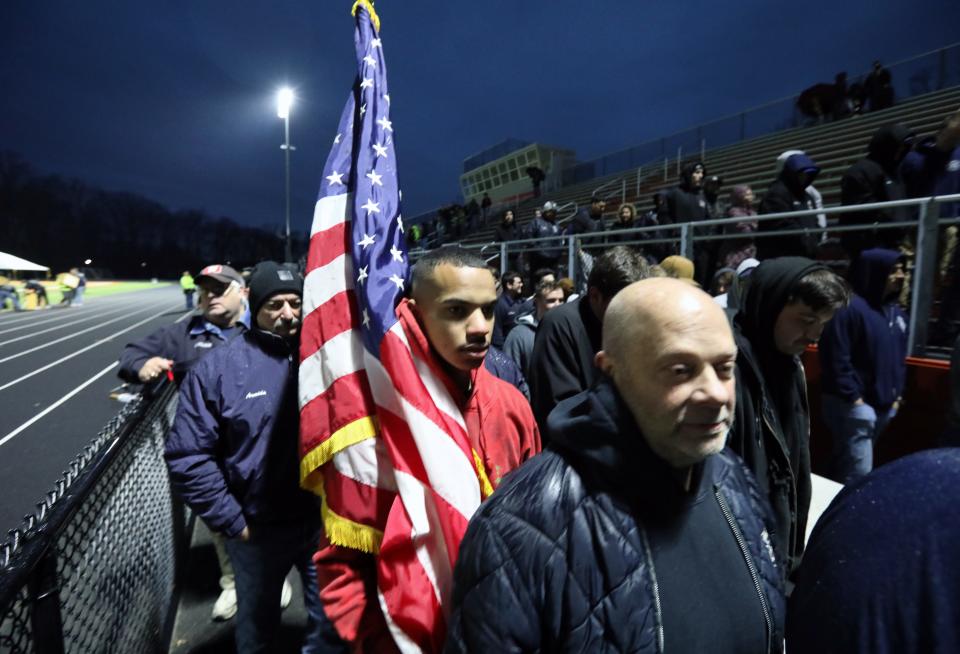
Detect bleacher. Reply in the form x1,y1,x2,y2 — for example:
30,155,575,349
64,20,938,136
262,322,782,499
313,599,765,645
459,84,960,245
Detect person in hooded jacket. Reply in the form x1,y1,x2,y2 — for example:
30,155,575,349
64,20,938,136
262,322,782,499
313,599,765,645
729,258,851,575
526,201,565,273
502,280,564,377
757,152,822,259
446,278,785,654
718,184,759,270
787,449,960,654
840,116,960,259
665,161,709,223
818,249,907,484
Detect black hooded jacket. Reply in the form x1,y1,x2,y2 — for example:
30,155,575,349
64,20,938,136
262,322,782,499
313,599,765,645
730,258,826,574
445,378,786,653
665,162,708,223
758,153,821,259
839,123,915,256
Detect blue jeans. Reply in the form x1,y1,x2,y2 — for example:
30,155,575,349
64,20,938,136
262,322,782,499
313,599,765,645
184,290,195,309
224,520,346,654
71,286,85,306
822,394,897,484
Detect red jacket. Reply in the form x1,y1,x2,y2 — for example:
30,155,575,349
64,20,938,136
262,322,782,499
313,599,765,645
314,302,541,653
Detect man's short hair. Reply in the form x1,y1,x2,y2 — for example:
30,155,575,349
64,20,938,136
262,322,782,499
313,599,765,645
532,268,556,284
789,268,851,311
410,246,491,295
587,246,652,300
534,280,562,300
501,270,521,286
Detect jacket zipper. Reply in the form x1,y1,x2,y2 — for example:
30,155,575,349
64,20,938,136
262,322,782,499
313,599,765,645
760,408,797,562
639,528,665,653
715,488,772,654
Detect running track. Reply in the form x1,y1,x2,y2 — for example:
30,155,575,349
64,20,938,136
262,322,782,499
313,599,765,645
0,285,188,534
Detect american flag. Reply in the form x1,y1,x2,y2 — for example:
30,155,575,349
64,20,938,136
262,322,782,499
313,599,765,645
298,3,489,651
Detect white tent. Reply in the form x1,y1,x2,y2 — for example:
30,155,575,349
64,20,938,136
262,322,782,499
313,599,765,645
0,251,49,272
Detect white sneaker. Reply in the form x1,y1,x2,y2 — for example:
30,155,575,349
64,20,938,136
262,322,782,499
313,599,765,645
211,587,237,621
280,578,293,609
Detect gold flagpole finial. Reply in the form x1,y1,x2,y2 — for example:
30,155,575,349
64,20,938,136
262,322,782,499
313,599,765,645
351,0,380,34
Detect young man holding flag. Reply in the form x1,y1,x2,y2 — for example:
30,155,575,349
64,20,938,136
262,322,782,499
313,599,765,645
297,4,539,652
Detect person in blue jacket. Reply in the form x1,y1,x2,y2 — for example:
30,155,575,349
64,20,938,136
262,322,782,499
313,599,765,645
818,248,908,484
446,278,785,653
164,261,344,654
118,264,249,385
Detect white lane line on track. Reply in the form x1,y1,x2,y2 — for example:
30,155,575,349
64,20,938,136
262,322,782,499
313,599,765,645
0,305,187,392
0,287,175,327
0,301,175,364
0,362,119,449
0,303,140,345
0,295,152,335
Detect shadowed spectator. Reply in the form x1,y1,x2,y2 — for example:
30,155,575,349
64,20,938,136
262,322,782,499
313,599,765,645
863,60,895,112
528,246,652,432
503,280,564,377
788,449,960,653
526,201,564,275
665,161,708,223
758,152,821,259
718,184,759,269
491,270,524,348
819,249,907,484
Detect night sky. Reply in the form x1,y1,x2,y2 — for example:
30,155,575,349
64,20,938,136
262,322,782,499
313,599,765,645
3,1,959,233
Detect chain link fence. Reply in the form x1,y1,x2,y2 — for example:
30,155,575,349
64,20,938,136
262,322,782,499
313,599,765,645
0,382,186,654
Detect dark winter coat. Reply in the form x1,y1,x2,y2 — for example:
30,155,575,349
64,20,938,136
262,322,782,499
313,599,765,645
819,249,907,410
164,329,318,537
730,258,825,574
788,449,960,653
525,215,564,261
493,219,518,243
665,162,708,223
569,206,606,245
117,314,248,384
528,296,602,432
445,377,786,653
757,153,821,259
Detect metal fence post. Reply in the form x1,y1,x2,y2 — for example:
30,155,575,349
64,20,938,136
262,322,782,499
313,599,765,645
908,199,939,357
636,166,642,198
500,242,507,277
28,549,65,654
701,138,706,163
663,157,668,181
620,179,626,205
676,147,682,176
680,222,694,260
567,235,576,285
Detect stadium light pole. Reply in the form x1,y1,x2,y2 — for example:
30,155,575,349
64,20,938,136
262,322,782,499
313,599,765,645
277,87,295,263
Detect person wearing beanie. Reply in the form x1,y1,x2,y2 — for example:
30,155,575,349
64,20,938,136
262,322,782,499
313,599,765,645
660,255,698,285
165,261,344,653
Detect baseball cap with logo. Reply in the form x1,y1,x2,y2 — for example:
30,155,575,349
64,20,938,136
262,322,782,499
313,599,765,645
195,264,245,287
542,201,558,212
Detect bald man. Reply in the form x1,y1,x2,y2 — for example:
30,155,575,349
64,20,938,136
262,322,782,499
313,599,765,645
446,278,786,654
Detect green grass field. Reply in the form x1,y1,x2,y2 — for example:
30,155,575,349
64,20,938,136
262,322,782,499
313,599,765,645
2,280,174,309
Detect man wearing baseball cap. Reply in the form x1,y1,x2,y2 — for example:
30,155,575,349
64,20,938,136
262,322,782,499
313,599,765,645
165,261,344,653
118,262,259,622
526,200,565,278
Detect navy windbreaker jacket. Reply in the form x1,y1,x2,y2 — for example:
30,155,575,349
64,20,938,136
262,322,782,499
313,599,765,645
117,313,248,383
164,329,317,537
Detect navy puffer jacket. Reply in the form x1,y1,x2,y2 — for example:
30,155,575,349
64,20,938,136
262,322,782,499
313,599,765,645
445,378,785,653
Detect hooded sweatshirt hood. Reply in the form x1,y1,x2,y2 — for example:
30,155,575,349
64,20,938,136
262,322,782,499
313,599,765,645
868,123,916,175
736,257,828,365
547,377,706,512
680,161,705,191
849,248,903,308
778,153,821,197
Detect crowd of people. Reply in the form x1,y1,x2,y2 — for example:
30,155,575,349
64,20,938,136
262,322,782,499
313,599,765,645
101,109,960,654
114,219,959,652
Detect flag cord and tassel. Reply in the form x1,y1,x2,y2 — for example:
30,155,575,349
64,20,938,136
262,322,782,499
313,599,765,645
351,0,381,33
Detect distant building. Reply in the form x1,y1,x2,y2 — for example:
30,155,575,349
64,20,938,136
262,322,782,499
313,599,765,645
460,139,576,205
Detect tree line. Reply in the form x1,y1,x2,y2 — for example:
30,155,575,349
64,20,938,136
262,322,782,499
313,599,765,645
1,151,307,278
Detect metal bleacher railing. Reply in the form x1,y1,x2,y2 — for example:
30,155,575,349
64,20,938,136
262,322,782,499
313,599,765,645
412,193,960,359
0,381,186,654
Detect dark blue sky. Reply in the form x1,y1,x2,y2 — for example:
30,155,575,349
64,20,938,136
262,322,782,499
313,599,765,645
2,1,959,232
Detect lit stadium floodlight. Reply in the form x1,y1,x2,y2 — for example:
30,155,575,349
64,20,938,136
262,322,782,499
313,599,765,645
276,86,295,261
276,87,294,119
